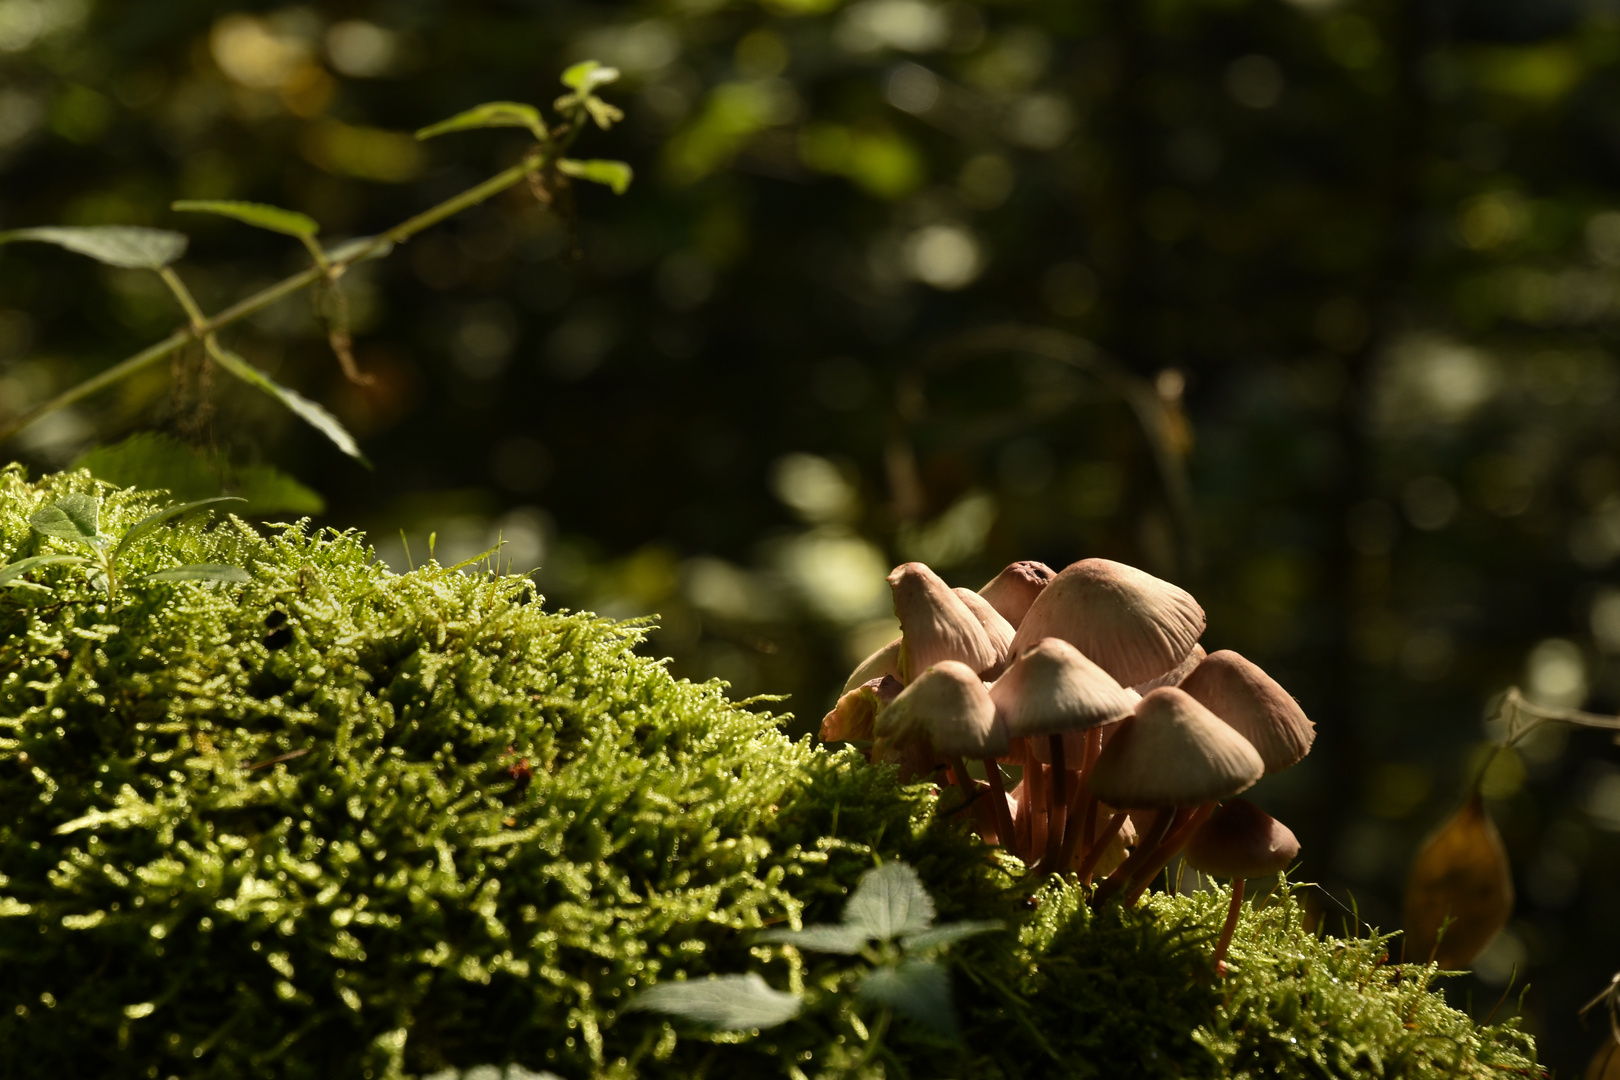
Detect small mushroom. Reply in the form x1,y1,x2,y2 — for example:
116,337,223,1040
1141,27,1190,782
843,637,902,694
888,562,1001,681
1008,559,1206,687
876,660,1012,843
1178,650,1314,774
954,587,1016,674
820,674,903,744
1087,687,1264,905
978,560,1057,629
990,638,1136,872
1183,798,1299,975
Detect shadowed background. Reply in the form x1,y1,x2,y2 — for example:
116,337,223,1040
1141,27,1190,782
2,0,1619,1069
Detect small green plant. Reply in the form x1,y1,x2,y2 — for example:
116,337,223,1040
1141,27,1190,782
0,62,632,463
631,861,1000,1057
0,492,247,599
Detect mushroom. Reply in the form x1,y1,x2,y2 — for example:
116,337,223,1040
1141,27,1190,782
1087,687,1264,905
1008,559,1206,687
876,660,1012,844
954,587,1016,675
888,562,1001,681
978,560,1056,629
1178,650,1315,774
842,637,902,694
990,638,1135,871
1130,644,1206,695
820,675,903,744
1183,798,1299,974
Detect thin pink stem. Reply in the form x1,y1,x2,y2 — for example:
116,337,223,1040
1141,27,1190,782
1093,808,1172,906
1074,810,1125,884
982,757,1017,850
1213,877,1245,976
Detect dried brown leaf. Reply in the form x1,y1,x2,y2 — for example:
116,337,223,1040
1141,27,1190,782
1402,790,1513,970
1587,1040,1620,1080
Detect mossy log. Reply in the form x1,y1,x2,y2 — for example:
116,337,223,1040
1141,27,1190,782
0,468,1537,1078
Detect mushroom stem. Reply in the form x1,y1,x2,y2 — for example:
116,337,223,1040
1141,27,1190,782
1073,809,1124,883
1078,795,1101,874
982,757,1017,850
1124,801,1217,905
947,755,993,842
1027,758,1048,864
1212,877,1245,976
1038,734,1068,873
1057,727,1104,870
1093,807,1174,906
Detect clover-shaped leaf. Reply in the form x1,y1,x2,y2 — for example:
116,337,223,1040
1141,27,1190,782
0,226,188,269
859,960,956,1036
844,862,935,941
31,494,101,545
628,973,801,1030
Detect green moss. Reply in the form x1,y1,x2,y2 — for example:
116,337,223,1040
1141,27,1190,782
0,467,1537,1078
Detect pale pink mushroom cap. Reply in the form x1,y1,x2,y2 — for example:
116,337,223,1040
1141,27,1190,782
1179,650,1315,774
1184,798,1300,879
843,637,902,694
1088,687,1263,808
978,560,1057,629
1131,644,1206,695
888,562,1000,680
990,637,1135,740
876,660,1008,759
1008,559,1206,687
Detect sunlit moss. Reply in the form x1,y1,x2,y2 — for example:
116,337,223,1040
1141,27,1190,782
0,466,1537,1078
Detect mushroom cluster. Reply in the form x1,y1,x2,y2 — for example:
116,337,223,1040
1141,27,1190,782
821,557,1315,958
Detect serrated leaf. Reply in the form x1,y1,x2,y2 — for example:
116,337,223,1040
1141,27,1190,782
756,923,872,954
0,554,93,587
139,564,251,585
858,960,956,1035
556,158,633,195
628,973,800,1030
324,235,395,264
561,60,620,93
900,920,1002,953
172,200,319,239
416,101,546,141
114,496,246,564
1402,790,1514,969
31,494,101,543
843,862,935,942
208,346,368,464
0,226,188,269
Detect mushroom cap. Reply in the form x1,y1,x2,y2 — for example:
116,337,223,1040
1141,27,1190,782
1131,645,1206,695
876,660,1007,758
1183,798,1300,879
1178,650,1314,774
1008,559,1206,687
953,587,1015,672
990,637,1135,739
1088,687,1264,808
888,563,1001,680
820,675,903,742
843,637,902,694
978,560,1056,629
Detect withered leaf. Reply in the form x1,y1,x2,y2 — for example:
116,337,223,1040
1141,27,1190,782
1402,790,1514,969
1587,1040,1620,1080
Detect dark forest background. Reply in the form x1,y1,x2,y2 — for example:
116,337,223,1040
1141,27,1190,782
3,0,1620,1069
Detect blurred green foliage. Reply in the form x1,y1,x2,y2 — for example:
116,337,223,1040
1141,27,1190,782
3,0,1620,1068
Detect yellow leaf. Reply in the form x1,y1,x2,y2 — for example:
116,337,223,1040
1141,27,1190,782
1402,790,1513,969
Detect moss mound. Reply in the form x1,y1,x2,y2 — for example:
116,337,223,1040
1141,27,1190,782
0,468,1536,1079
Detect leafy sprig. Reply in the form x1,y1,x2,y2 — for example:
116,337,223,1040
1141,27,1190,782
0,492,249,600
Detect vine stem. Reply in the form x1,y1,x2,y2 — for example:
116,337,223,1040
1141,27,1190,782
0,145,563,447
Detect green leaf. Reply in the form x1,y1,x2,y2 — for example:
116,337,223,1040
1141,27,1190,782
171,200,319,238
900,920,1002,953
561,61,620,93
325,235,395,264
843,862,935,942
231,465,325,516
0,225,188,269
628,973,801,1030
756,923,872,954
31,494,101,544
76,433,326,516
416,101,546,141
208,346,368,464
858,960,956,1036
0,554,93,587
139,564,252,585
114,496,246,565
556,159,633,195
